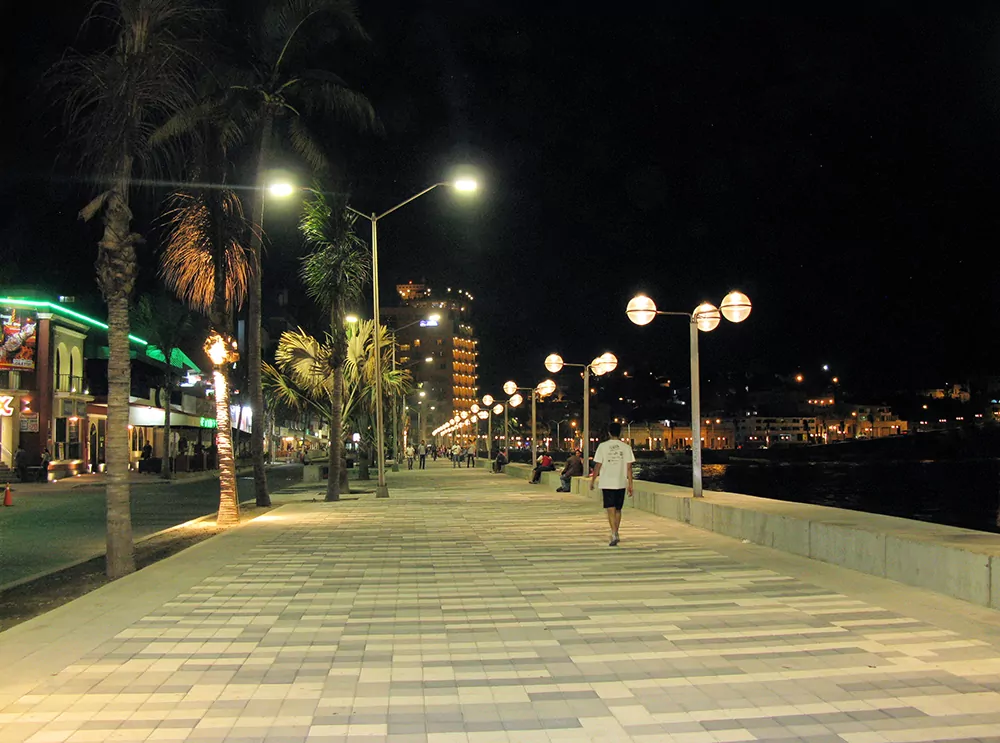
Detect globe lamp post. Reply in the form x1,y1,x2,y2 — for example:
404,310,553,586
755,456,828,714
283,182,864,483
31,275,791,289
626,291,751,497
544,352,618,475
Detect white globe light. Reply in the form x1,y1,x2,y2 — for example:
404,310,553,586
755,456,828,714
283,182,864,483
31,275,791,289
694,302,721,332
470,403,480,414
626,295,657,325
536,379,556,397
503,380,517,396
461,411,469,419
477,410,489,420
598,352,618,375
544,353,564,373
509,393,523,407
482,394,494,406
493,404,504,415
720,291,752,323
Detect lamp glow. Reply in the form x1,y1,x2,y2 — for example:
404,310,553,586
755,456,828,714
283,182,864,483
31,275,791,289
544,353,564,373
720,291,752,323
345,314,359,324
694,303,721,332
626,295,657,325
493,404,503,415
478,410,489,420
268,182,294,198
509,393,523,407
482,394,494,406
470,403,480,414
461,411,469,419
592,352,618,376
536,379,556,397
503,380,517,396
453,178,478,192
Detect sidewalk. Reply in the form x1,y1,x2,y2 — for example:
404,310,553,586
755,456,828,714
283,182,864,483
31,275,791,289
2,461,1000,742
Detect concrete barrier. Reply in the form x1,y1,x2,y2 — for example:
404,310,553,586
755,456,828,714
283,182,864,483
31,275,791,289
486,460,1000,610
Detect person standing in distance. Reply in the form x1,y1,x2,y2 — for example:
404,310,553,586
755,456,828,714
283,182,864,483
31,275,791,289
589,422,635,546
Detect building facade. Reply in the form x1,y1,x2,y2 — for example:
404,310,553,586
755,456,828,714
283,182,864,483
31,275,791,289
382,282,478,438
0,296,208,481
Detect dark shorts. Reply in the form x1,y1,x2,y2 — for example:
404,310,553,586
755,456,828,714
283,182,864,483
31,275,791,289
602,488,626,510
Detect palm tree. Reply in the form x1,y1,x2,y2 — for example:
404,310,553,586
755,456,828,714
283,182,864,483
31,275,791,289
155,0,377,507
160,188,254,526
134,294,195,480
265,320,408,490
299,189,370,500
50,0,202,579
343,319,407,480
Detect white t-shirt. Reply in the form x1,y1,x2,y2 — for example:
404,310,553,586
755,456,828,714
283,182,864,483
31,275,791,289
405,446,415,458
593,439,635,490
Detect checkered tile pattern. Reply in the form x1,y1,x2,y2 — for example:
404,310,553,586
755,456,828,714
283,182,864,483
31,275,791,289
3,465,1000,742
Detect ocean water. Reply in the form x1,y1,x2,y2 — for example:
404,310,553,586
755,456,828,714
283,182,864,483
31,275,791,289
634,459,1000,534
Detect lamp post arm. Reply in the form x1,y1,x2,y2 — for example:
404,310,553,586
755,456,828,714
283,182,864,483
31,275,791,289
376,183,446,220
344,204,370,222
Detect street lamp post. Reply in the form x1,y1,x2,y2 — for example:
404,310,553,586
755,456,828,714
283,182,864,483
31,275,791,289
626,291,751,498
503,379,556,466
544,352,618,476
343,180,477,498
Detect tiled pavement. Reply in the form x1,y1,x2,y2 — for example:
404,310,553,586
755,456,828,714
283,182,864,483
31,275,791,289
3,464,1000,742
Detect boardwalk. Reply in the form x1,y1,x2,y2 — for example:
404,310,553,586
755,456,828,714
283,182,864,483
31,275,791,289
2,462,1000,742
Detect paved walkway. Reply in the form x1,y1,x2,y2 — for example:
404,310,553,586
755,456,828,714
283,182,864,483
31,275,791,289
2,462,1000,742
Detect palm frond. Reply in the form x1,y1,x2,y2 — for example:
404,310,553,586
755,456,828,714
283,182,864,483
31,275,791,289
299,188,371,312
159,190,255,316
47,0,208,184
274,328,335,396
287,116,330,173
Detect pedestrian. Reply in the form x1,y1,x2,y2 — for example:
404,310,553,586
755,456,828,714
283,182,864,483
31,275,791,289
39,448,51,483
14,444,28,483
418,440,427,469
405,443,415,470
451,442,461,467
466,442,475,468
557,449,583,492
589,422,635,547
431,445,438,461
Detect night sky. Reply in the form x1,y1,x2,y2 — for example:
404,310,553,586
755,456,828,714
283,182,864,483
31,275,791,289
3,2,1000,399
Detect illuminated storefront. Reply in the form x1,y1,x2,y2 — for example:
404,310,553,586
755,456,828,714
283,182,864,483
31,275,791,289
0,296,205,480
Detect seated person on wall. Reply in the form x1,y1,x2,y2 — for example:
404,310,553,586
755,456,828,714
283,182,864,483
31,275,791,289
557,449,583,492
492,450,507,473
529,451,555,483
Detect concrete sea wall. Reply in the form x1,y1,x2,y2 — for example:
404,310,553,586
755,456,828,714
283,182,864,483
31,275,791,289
487,460,1000,610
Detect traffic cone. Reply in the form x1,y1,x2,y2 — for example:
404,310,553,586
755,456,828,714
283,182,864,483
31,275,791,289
3,483,12,507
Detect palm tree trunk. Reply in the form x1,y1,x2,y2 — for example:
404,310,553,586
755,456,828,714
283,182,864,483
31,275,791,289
105,287,135,578
214,367,240,526
248,113,274,508
326,366,344,500
161,374,173,480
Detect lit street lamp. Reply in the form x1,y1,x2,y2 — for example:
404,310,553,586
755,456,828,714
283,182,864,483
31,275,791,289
503,379,556,466
346,181,477,497
626,290,751,497
272,179,478,497
543,352,618,475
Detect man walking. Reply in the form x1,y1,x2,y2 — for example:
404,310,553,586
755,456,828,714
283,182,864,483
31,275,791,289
417,440,427,469
589,422,635,546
